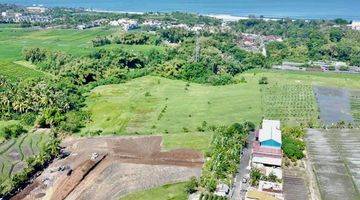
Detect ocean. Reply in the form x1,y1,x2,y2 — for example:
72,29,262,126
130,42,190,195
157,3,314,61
0,0,359,20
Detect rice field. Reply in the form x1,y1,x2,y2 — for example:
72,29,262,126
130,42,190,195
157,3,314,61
261,84,319,126
313,86,354,126
306,129,360,200
0,131,50,179
350,90,360,126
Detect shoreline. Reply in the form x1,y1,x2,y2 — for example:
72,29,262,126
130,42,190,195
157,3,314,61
4,3,359,21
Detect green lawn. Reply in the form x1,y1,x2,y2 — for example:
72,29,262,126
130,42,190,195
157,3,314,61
121,182,188,200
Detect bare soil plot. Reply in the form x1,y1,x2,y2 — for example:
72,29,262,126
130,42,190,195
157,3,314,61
313,86,353,125
283,169,309,200
13,135,204,200
306,129,360,200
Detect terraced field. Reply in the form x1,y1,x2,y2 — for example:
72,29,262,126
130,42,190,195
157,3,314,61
306,129,360,200
261,84,319,126
0,131,50,179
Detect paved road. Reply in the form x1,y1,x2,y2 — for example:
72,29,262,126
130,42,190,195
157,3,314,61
230,132,254,200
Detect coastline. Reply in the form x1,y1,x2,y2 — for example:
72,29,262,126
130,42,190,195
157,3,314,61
3,2,359,21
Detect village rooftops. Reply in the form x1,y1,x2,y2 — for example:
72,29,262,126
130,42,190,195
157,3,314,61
259,120,281,148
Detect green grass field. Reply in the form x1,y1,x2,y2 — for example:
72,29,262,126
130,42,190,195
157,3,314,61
82,75,262,151
0,61,46,82
246,69,360,89
121,182,188,200
0,26,121,61
0,26,163,61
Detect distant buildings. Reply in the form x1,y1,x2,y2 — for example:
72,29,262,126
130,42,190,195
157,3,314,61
26,6,46,14
142,20,162,28
109,19,139,31
350,21,360,30
0,9,50,23
76,19,107,30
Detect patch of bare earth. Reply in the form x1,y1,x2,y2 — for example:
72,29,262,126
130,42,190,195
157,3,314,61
12,135,204,200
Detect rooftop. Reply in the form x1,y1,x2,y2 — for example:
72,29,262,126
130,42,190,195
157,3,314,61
253,141,282,158
259,120,281,144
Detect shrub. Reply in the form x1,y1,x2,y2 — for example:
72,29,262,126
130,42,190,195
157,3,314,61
250,168,262,186
258,77,268,84
1,124,27,139
185,177,198,194
20,113,37,126
244,121,255,132
339,65,349,71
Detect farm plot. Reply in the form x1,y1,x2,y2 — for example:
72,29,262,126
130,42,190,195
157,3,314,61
261,84,319,126
350,90,360,126
0,131,49,179
306,129,360,200
313,86,353,126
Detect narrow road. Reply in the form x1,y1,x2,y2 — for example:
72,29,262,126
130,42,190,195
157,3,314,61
230,132,254,200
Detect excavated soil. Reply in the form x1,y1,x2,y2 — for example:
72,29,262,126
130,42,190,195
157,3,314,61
12,135,204,200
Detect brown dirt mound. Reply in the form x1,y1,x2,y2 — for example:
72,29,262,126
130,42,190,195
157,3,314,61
13,135,204,200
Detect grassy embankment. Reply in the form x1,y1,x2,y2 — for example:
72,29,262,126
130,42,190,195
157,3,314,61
121,182,188,200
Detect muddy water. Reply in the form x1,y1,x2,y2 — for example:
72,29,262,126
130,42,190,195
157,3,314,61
313,86,353,125
306,129,360,200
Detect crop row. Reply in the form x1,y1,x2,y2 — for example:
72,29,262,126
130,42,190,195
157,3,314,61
261,84,319,126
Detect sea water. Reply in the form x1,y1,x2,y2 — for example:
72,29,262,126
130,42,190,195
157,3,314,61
1,0,359,20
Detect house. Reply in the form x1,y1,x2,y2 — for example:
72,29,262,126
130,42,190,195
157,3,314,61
109,19,138,31
258,120,281,148
252,120,282,167
350,21,360,30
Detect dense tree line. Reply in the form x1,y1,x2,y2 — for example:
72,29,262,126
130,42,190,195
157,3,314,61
200,122,254,192
230,18,360,66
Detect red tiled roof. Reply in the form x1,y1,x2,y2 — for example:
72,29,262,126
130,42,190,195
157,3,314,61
252,141,282,158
